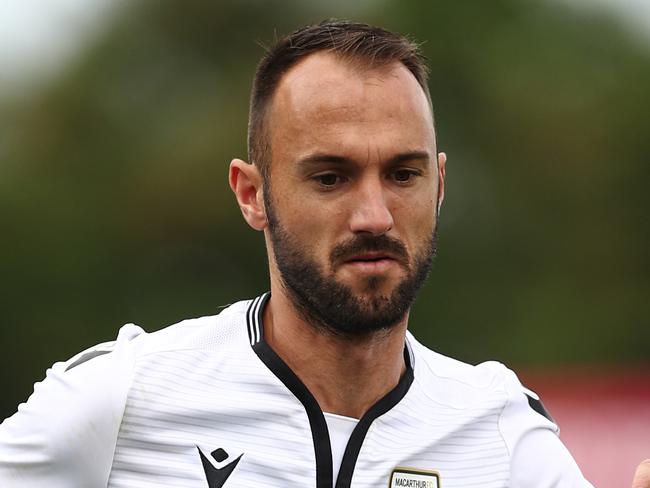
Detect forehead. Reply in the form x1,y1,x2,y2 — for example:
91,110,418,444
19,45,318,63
266,52,435,164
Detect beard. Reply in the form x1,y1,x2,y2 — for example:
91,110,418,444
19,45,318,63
264,188,437,339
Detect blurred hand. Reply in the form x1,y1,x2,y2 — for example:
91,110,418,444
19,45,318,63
633,460,650,488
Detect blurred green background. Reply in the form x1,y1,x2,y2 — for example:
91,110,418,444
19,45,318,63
1,0,649,419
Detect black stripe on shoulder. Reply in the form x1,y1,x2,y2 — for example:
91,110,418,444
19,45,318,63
525,393,555,424
65,350,112,371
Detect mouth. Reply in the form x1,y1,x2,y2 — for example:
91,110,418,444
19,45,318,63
345,252,396,263
342,252,401,273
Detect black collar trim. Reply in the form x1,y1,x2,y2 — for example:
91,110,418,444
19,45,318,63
245,293,414,488
246,293,267,345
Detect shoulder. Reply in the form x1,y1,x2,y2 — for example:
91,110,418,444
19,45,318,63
407,332,532,404
406,334,592,487
406,331,557,434
55,297,254,389
0,298,253,486
127,298,252,358
0,323,141,486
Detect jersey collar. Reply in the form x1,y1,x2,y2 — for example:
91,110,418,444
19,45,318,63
245,292,415,488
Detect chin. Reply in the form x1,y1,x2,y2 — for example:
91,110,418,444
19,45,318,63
345,274,400,296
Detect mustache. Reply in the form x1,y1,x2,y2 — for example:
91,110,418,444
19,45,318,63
330,234,409,264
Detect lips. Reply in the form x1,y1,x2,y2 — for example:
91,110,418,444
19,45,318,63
339,252,405,275
345,252,396,263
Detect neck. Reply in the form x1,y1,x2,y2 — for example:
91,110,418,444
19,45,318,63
262,288,408,419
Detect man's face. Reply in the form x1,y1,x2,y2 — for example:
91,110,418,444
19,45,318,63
263,52,443,337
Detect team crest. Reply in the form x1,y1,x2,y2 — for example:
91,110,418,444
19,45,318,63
389,467,440,488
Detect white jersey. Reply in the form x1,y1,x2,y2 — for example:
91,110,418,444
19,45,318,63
0,293,593,487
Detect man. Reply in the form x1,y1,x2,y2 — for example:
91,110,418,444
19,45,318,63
0,20,647,488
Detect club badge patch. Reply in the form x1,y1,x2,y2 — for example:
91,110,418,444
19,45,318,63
389,467,440,488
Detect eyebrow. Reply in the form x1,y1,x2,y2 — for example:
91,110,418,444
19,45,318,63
297,151,431,167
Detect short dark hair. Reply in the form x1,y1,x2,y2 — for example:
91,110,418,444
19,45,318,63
248,20,432,178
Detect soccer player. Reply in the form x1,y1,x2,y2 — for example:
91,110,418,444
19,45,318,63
0,20,646,488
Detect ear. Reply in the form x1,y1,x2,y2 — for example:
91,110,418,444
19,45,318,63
436,152,447,215
229,158,267,231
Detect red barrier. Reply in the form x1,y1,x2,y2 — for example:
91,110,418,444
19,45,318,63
521,367,650,487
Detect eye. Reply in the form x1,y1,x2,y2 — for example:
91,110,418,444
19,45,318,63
392,169,420,184
313,173,342,187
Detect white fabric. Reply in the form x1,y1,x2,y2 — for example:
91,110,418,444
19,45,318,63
0,324,140,488
0,297,594,487
324,412,358,486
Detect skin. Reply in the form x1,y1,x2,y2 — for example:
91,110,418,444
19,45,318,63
633,460,650,488
230,51,446,418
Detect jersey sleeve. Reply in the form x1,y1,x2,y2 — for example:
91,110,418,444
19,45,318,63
0,323,144,488
497,368,594,488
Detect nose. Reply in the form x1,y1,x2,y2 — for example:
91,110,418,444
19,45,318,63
348,179,394,236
